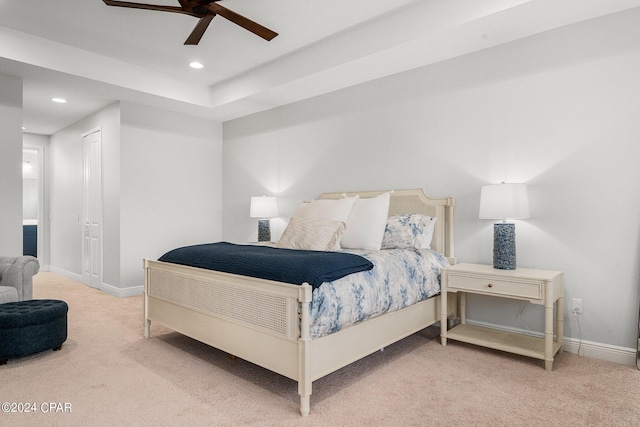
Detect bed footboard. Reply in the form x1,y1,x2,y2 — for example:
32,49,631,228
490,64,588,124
144,259,312,382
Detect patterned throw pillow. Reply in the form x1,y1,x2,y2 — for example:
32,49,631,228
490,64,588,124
380,214,436,250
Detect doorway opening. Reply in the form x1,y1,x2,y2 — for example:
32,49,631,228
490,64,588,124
22,148,40,257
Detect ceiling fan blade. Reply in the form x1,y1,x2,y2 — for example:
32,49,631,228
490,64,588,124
184,12,215,45
177,0,196,13
204,3,278,41
103,0,197,17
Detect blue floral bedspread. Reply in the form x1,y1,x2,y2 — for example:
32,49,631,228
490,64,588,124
310,248,449,338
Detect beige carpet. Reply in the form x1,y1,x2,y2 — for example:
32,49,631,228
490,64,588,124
1,272,639,426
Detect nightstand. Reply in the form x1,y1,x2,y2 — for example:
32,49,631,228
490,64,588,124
440,263,564,371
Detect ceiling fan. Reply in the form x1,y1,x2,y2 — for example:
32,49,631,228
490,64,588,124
103,0,278,45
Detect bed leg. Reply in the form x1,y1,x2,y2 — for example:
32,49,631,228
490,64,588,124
300,395,310,417
144,318,151,339
298,283,313,416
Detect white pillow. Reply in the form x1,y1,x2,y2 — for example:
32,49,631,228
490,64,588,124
277,217,346,251
340,192,391,250
292,196,358,222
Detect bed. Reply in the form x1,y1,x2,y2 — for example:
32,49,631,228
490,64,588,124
143,189,456,416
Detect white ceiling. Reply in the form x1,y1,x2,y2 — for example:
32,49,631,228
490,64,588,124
1,0,639,135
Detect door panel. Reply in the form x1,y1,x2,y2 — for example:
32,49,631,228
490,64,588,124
82,130,102,289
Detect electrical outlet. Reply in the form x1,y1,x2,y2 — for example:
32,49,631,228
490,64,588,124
572,298,583,314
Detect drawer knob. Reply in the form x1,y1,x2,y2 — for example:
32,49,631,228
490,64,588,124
487,283,493,288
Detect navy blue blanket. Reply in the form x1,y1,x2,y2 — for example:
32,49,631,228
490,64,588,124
158,242,374,290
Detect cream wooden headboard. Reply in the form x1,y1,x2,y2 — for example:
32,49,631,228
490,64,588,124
320,189,455,263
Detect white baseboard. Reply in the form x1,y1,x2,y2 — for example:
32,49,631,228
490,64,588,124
101,282,143,298
466,320,638,367
561,337,637,366
48,265,82,282
45,266,143,298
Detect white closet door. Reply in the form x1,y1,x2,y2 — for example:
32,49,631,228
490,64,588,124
82,129,102,289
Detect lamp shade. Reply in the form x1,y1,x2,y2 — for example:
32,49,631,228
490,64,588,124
250,196,278,218
479,183,529,220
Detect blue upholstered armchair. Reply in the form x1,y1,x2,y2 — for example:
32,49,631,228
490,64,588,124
0,256,40,304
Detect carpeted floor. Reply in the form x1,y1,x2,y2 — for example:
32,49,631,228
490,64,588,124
1,272,640,426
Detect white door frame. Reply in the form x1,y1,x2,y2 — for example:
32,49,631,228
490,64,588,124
22,145,45,260
81,128,103,289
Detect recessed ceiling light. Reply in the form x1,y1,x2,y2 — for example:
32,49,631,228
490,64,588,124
189,62,204,69
22,126,26,131
51,97,67,103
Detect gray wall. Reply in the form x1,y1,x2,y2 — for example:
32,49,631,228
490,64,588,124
48,101,223,295
222,11,640,351
119,102,223,291
0,73,23,255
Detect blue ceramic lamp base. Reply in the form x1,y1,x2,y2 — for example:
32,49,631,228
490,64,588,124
493,223,516,270
257,219,271,242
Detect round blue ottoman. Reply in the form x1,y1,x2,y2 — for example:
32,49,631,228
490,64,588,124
0,299,68,364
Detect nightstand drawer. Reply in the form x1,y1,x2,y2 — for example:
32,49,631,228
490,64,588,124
448,275,542,300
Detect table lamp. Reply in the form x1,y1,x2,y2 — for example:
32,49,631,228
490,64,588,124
250,196,278,242
479,183,529,270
